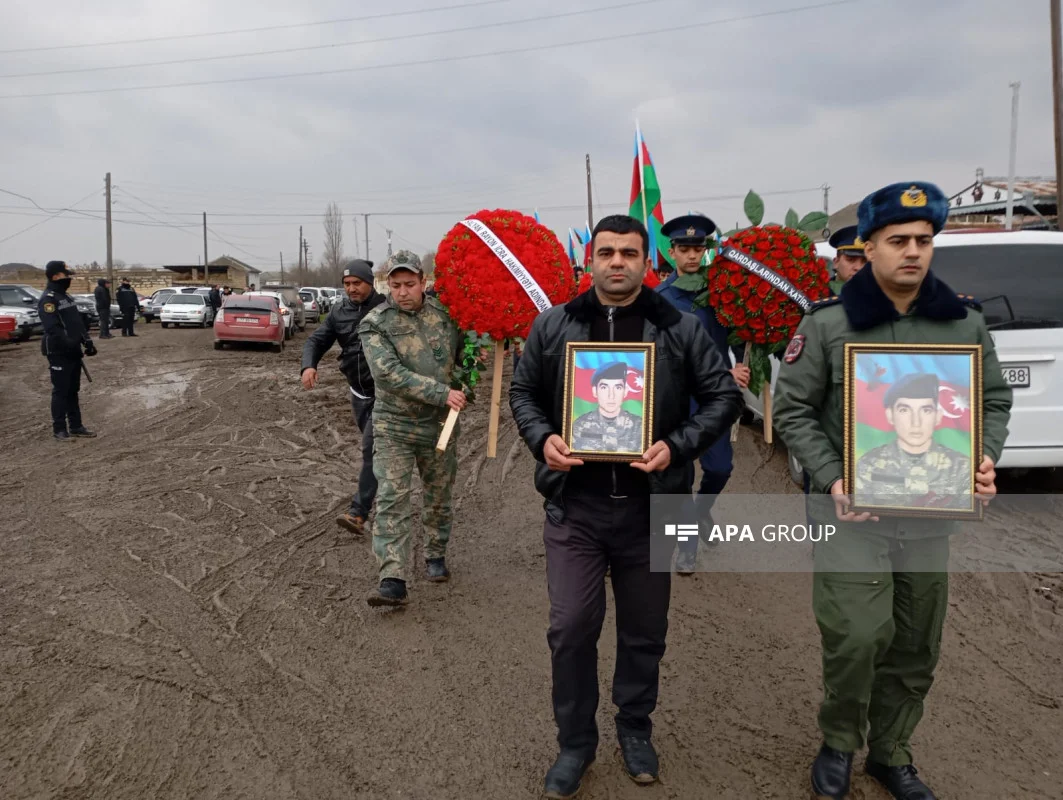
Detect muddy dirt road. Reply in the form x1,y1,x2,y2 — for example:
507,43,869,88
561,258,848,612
1,324,1060,799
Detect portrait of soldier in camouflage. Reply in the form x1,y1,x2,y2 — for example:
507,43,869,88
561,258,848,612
855,372,973,508
570,360,644,454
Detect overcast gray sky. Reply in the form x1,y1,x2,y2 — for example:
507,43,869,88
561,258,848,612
0,0,1056,272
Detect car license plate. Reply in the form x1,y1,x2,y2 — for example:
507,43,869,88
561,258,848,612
236,317,258,324
1002,365,1030,388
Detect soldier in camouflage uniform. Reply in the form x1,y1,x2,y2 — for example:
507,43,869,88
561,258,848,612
571,361,643,453
855,373,971,509
357,250,465,607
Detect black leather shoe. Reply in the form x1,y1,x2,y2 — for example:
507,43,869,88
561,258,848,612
675,549,696,575
543,750,594,799
425,557,449,582
70,427,97,438
53,431,73,442
618,735,658,784
366,578,408,607
866,761,936,800
811,743,853,799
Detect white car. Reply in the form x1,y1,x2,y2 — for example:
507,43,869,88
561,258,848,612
160,294,215,328
319,287,338,310
299,290,321,319
245,291,298,338
300,287,327,313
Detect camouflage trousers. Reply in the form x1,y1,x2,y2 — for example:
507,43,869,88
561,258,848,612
371,433,458,582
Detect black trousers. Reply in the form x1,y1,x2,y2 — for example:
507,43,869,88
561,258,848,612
347,394,377,519
543,493,671,755
98,308,111,337
120,310,135,335
47,355,83,434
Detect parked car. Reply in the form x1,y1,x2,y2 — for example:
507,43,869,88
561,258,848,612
300,286,327,313
298,290,321,320
0,315,17,342
213,295,285,352
160,294,215,328
245,291,302,338
69,293,103,329
319,287,338,310
0,285,42,340
146,288,178,321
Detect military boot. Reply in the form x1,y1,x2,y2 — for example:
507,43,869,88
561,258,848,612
70,427,97,438
335,513,365,536
366,578,408,607
866,761,936,800
54,431,73,442
675,548,696,575
811,743,852,799
425,557,449,582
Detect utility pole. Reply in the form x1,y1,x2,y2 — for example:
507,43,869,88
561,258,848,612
364,214,370,260
280,252,285,283
586,154,594,228
105,173,114,286
353,216,361,259
303,239,310,281
822,184,830,217
386,228,393,258
1006,81,1021,230
202,212,209,285
1053,0,1063,230
298,225,303,284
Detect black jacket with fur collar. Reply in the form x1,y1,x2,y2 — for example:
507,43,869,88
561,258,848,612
509,286,743,521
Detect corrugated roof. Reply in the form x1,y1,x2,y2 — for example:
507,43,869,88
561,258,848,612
980,178,1056,197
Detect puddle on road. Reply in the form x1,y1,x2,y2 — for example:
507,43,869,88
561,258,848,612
113,372,194,410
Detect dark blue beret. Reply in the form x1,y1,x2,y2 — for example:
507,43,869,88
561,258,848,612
857,182,948,241
828,225,865,254
592,361,628,385
883,372,939,408
661,214,716,245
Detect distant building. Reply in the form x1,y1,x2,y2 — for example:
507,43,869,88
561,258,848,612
163,255,262,288
947,168,1057,230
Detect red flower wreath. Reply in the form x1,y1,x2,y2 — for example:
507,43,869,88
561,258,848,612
434,209,577,341
576,267,661,294
708,226,830,348
704,226,830,395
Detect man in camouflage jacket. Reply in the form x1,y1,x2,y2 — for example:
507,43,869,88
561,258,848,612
357,251,466,607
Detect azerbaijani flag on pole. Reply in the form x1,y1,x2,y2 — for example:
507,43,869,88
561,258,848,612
629,121,672,271
853,352,974,460
571,349,646,419
567,228,581,266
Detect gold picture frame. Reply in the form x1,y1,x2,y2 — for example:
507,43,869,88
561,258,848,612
843,342,983,520
561,341,655,462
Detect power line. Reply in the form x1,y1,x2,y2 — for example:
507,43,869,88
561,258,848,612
0,186,825,221
0,0,669,80
0,0,518,55
207,226,269,262
0,0,859,100
0,188,99,244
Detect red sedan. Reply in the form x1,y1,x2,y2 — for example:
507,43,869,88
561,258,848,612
213,295,286,352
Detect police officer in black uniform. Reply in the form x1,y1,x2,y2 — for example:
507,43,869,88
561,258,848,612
38,261,97,441
116,277,140,336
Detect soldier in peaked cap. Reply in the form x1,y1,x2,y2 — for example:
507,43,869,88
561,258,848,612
827,224,867,293
656,213,751,573
774,182,1012,800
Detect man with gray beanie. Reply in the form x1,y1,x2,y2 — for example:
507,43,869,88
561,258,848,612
301,258,386,534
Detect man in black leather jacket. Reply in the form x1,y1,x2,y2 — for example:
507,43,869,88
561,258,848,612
301,259,385,534
509,215,742,798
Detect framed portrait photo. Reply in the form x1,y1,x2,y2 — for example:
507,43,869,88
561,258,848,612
843,343,983,520
562,342,655,462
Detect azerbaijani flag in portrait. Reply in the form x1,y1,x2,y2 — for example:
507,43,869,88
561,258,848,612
572,350,646,419
853,352,973,460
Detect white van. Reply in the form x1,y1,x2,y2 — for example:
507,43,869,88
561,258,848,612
743,230,1063,475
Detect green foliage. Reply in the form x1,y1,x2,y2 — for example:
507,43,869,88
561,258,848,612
450,331,491,401
743,190,765,227
785,208,799,228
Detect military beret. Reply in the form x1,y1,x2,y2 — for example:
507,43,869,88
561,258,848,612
592,361,628,385
661,214,715,246
828,225,865,254
342,258,374,284
857,182,949,241
883,372,939,408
